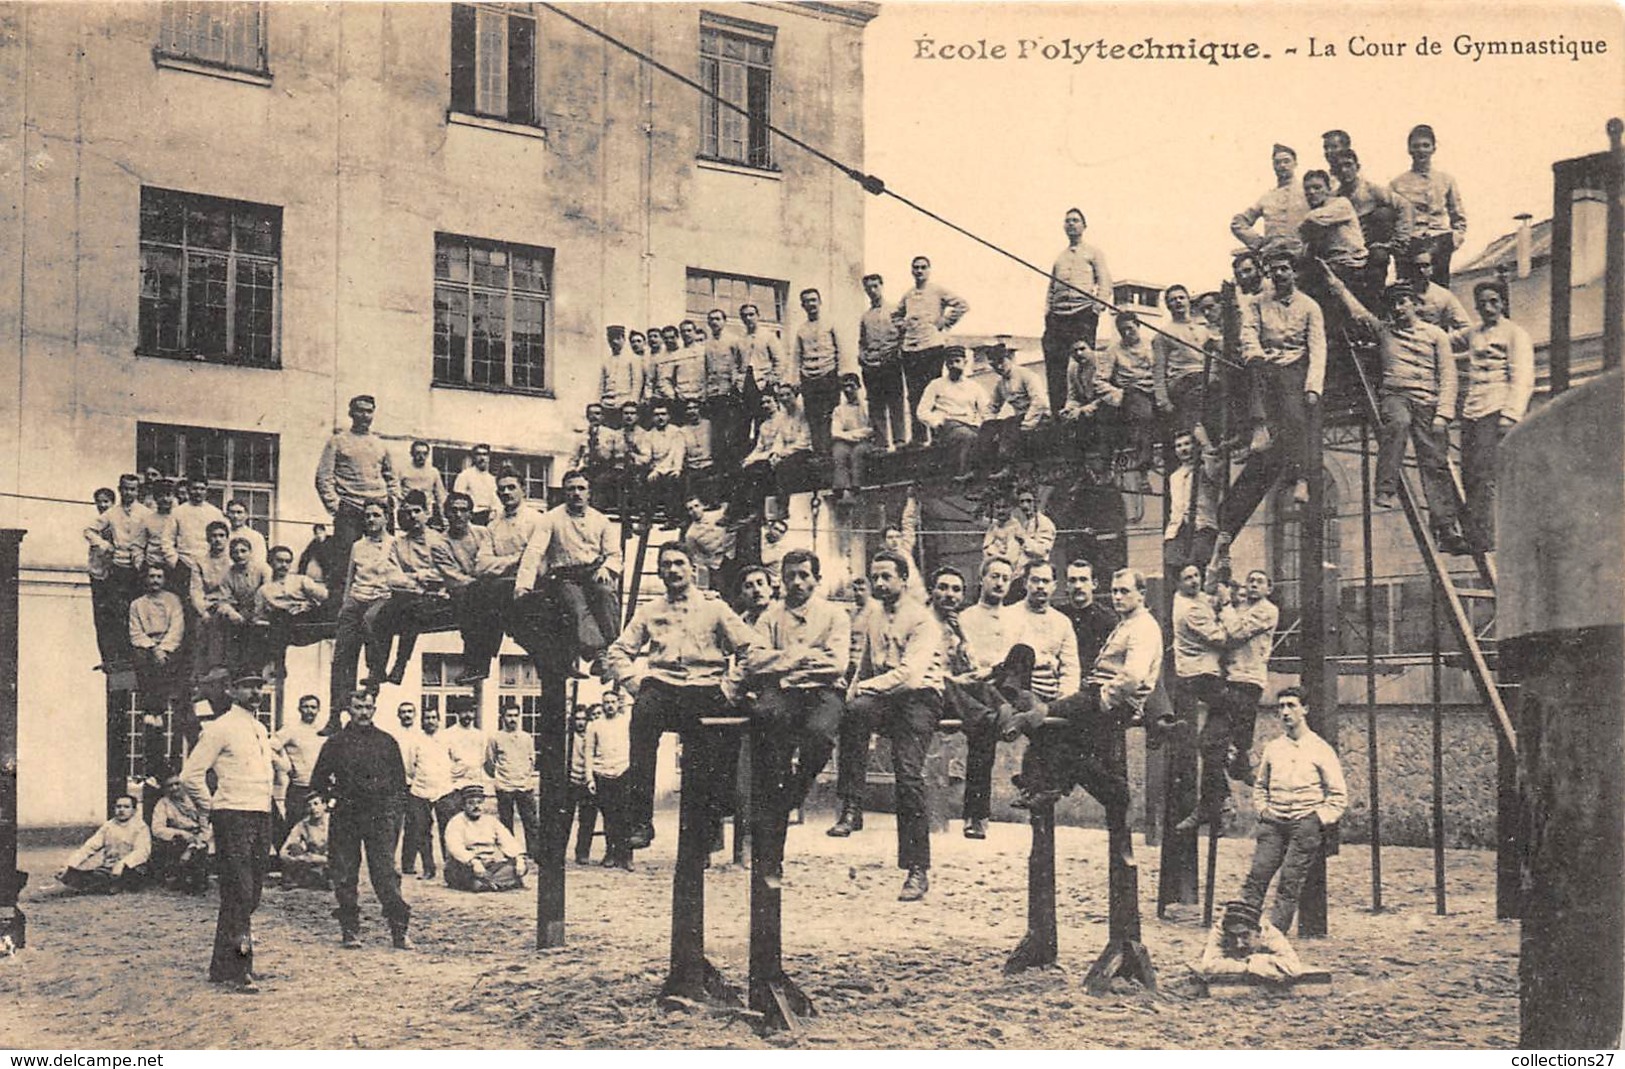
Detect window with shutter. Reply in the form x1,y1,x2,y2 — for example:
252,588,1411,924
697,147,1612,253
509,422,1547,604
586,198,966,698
698,15,776,170
450,3,540,127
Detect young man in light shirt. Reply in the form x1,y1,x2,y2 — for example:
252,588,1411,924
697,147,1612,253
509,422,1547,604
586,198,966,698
1389,123,1467,285
1042,208,1112,421
1231,143,1310,252
315,394,398,604
915,347,987,481
453,444,501,527
58,794,151,895
793,288,843,455
1457,282,1534,555
486,705,538,856
895,256,970,446
857,274,906,450
513,469,622,669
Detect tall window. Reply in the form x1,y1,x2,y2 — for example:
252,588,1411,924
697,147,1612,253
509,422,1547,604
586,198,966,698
136,422,278,536
434,234,552,392
420,654,476,724
498,654,545,747
685,269,787,330
139,187,281,367
431,445,552,504
155,1,268,74
698,15,775,169
450,3,538,126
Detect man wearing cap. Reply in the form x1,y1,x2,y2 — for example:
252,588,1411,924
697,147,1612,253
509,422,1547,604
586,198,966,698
442,784,530,892
1043,208,1112,421
1231,144,1311,251
308,689,413,948
1390,124,1467,285
180,672,278,993
1212,239,1326,569
315,394,398,604
980,343,1050,478
1322,269,1469,552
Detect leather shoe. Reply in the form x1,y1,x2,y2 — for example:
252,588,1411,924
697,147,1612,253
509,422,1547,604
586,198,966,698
826,806,863,837
963,818,988,840
627,824,655,850
341,929,362,949
898,867,929,902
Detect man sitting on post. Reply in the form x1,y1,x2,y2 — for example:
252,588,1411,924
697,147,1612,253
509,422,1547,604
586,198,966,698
980,343,1050,479
915,347,987,482
743,549,850,889
1235,687,1346,936
443,784,529,892
513,469,622,671
1059,339,1118,480
837,550,944,901
1098,313,1159,484
601,543,759,851
129,562,186,748
58,795,152,895
369,490,451,687
631,400,687,525
459,471,541,684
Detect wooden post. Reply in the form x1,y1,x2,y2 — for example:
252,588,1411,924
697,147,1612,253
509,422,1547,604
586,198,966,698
1157,716,1199,914
1004,798,1059,973
1431,590,1447,915
733,734,752,867
1296,390,1333,938
1361,424,1383,912
1602,118,1623,374
1496,727,1520,919
535,667,569,948
663,728,740,1006
0,531,24,951
1202,823,1220,928
1082,723,1156,994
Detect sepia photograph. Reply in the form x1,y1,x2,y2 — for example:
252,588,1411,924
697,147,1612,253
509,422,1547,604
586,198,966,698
0,0,1621,1052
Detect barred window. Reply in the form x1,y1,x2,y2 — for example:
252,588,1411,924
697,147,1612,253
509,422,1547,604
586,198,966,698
450,3,538,126
685,269,787,331
155,1,268,74
139,187,281,367
434,234,552,392
698,15,775,169
136,422,279,538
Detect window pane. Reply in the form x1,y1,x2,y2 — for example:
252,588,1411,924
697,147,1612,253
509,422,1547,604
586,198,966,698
433,285,469,384
512,295,546,390
233,206,279,257
233,258,276,364
185,252,229,355
141,189,184,245
717,61,747,162
139,247,184,353
475,6,508,117
512,251,548,295
186,202,231,252
472,246,507,290
698,56,719,159
470,291,507,386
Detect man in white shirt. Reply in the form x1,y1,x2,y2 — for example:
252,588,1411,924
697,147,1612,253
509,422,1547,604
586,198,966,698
979,344,1050,478
1003,569,1162,818
632,400,687,525
512,469,622,668
442,785,529,892
895,255,970,446
1042,208,1111,421
443,700,490,798
453,443,500,526
1167,565,1232,834
403,706,453,879
485,706,538,857
1236,688,1346,934
273,694,326,828
1231,143,1310,251
915,347,986,480
1458,282,1534,555
181,673,278,993
1218,569,1280,786
58,794,151,895
1014,561,1080,706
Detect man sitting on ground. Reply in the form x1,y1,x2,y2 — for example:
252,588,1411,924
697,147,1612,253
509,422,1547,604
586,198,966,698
58,795,151,894
280,793,332,890
443,785,530,892
150,775,211,894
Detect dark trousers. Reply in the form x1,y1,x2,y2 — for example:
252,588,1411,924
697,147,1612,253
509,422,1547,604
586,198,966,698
831,439,871,492
595,773,632,859
1377,394,1458,530
1178,673,1228,815
570,782,599,861
61,863,149,894
1117,387,1156,471
902,347,946,444
402,794,439,875
498,788,540,857
839,689,942,871
208,810,270,983
1168,374,1210,437
548,565,620,659
1241,812,1324,932
1042,309,1100,421
801,372,840,455
456,580,507,674
153,837,210,892
1217,359,1310,538
935,420,979,475
284,783,312,833
1019,684,1131,814
737,454,811,516
330,595,386,710
1460,415,1504,552
1163,528,1219,577
978,416,1024,469
370,592,453,680
1218,360,1267,441
243,609,324,678
1221,681,1263,771
750,687,843,877
942,678,1001,822
704,395,746,470
863,362,907,449
627,681,733,833
330,803,410,933
90,572,135,668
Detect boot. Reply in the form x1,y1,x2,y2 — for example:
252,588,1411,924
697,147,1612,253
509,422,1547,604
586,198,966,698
390,922,414,951
826,805,863,837
898,866,929,902
963,817,988,840
341,928,362,949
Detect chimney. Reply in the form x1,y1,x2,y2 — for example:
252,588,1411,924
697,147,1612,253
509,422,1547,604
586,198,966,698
1514,213,1534,279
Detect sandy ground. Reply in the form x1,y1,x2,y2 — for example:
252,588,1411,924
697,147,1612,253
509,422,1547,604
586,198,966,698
0,814,1517,1049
